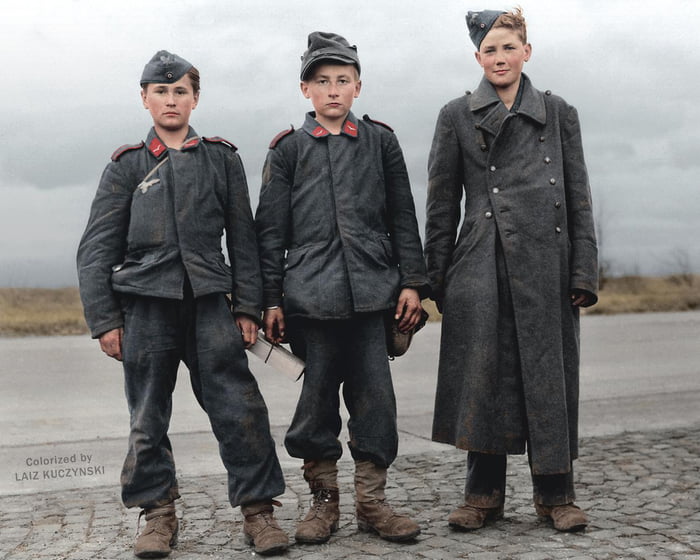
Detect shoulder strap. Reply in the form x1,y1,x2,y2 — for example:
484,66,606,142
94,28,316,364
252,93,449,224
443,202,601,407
269,126,295,149
362,114,394,132
111,142,144,161
203,136,238,150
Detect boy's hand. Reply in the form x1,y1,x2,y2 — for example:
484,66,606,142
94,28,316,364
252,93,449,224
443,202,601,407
395,288,422,333
570,289,593,307
235,315,259,348
263,307,286,344
99,328,123,361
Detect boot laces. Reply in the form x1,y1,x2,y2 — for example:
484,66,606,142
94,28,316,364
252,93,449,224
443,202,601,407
309,488,335,511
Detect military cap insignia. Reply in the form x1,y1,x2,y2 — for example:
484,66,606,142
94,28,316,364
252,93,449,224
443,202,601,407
362,114,394,132
203,136,237,150
269,126,295,148
111,142,145,161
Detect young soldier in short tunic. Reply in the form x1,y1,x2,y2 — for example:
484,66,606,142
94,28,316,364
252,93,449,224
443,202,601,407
425,9,598,532
256,32,429,544
77,51,288,557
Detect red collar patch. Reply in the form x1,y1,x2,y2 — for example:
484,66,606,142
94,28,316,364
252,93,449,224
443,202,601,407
148,137,167,157
312,125,330,137
342,120,358,137
181,136,200,150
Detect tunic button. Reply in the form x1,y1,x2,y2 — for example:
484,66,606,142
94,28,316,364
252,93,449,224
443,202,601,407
555,226,562,233
544,156,552,164
549,178,557,185
489,165,496,172
555,201,561,208
539,136,546,142
485,211,493,219
492,187,500,194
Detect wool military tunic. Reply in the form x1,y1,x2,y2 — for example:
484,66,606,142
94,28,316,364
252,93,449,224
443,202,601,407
425,74,598,475
256,111,428,319
77,127,261,338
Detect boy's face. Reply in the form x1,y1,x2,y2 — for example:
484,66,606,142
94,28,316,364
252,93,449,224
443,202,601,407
301,63,361,127
141,75,199,134
475,27,531,92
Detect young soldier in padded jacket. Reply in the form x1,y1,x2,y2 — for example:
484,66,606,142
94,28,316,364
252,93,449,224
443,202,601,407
77,50,288,557
256,32,430,545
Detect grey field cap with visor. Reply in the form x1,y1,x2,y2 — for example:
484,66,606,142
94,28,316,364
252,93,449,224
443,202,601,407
300,31,361,80
140,50,193,86
466,10,506,49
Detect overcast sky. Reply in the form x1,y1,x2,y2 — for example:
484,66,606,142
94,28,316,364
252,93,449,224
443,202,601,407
1,0,698,286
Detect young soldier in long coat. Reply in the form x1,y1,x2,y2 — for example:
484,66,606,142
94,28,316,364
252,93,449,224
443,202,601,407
425,9,598,533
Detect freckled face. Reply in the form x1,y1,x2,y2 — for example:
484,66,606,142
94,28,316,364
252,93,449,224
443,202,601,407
476,27,531,92
141,75,198,133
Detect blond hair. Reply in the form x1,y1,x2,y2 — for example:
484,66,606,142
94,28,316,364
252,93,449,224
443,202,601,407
493,7,528,44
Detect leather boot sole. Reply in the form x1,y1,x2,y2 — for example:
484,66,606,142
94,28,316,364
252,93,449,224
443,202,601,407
448,504,504,531
535,503,588,532
243,532,289,556
295,518,339,544
357,517,421,542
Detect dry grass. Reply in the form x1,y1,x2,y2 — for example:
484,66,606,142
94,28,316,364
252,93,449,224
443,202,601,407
0,287,88,337
423,274,700,321
587,274,700,315
0,275,698,336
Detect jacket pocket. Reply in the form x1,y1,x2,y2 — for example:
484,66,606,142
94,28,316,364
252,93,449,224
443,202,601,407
127,183,166,248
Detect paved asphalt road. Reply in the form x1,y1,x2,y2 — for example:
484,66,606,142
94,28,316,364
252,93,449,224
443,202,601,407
0,311,699,559
1,311,699,495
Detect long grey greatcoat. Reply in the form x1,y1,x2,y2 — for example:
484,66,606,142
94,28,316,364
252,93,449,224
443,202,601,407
425,74,598,475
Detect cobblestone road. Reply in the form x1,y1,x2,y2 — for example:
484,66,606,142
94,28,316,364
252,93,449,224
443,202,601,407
2,426,698,559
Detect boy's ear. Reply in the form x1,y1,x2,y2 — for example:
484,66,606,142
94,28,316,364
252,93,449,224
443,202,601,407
524,43,532,62
141,88,149,109
474,51,483,67
354,79,362,98
300,81,311,99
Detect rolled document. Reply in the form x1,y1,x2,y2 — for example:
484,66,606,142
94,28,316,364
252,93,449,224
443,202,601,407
247,336,305,381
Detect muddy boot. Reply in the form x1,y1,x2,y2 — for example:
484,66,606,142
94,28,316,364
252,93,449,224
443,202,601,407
354,460,421,542
535,502,588,532
134,502,178,558
295,459,340,544
241,499,289,555
448,503,504,530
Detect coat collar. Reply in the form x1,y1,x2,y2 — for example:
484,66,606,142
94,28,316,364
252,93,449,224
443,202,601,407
469,74,546,135
146,127,200,158
302,111,359,139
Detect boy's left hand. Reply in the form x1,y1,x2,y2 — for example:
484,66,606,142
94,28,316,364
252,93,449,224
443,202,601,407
570,289,593,307
394,288,423,333
235,315,258,348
